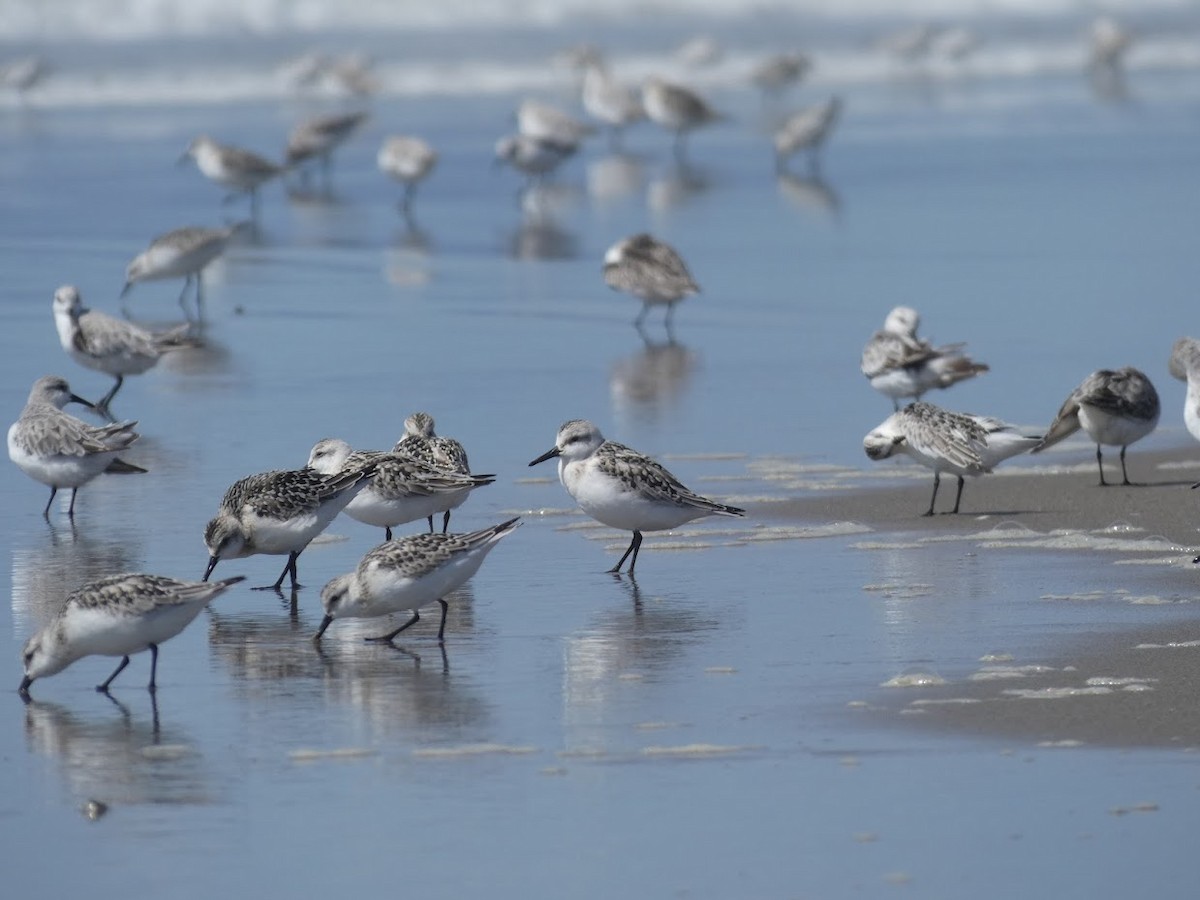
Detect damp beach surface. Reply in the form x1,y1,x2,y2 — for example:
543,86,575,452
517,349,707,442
3,5,1200,897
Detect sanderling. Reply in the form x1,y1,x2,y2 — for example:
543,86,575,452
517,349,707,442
642,77,722,160
203,463,375,591
603,233,700,330
313,517,520,643
19,573,245,698
1089,17,1133,68
180,135,283,217
861,306,988,410
517,98,595,146
774,96,842,174
1032,367,1160,486
52,285,197,414
285,110,368,187
751,52,811,96
308,438,494,539
121,224,235,321
395,411,470,473
528,419,744,574
864,401,1041,516
393,412,477,531
8,375,145,518
1169,338,1200,444
2,55,49,99
675,36,723,68
494,133,577,184
377,136,438,213
581,63,644,147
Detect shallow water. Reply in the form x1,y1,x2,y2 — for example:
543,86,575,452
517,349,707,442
3,9,1200,898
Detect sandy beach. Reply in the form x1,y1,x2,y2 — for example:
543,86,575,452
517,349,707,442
3,5,1200,897
766,441,1200,748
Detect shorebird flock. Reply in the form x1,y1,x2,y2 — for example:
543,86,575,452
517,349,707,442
5,18,1159,699
860,305,1170,515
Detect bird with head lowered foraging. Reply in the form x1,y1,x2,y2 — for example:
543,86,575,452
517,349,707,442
19,573,245,698
314,517,520,644
203,461,375,592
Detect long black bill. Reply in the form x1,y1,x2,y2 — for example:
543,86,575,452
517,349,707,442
203,556,219,582
18,675,32,697
313,615,334,641
67,392,98,412
528,447,561,467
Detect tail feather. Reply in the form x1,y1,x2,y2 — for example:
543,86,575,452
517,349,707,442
930,354,989,388
104,457,147,474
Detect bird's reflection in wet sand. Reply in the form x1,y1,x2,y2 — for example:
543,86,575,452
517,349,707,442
586,152,645,206
383,211,434,288
647,161,711,214
776,171,841,223
505,183,581,260
561,575,722,752
23,695,214,810
11,522,140,634
610,329,699,422
207,586,489,737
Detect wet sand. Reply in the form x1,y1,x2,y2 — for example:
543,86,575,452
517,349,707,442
771,442,1200,748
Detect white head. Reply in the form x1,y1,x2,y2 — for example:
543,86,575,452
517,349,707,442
204,513,248,572
863,416,905,461
20,621,75,690
51,285,84,321
27,375,83,409
529,419,606,468
882,306,920,337
404,412,436,438
320,573,358,619
307,438,353,474
124,252,151,286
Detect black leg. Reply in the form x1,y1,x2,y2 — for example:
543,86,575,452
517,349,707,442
436,598,449,642
633,303,649,327
177,275,193,315
97,656,130,692
42,486,57,518
1096,445,1108,486
365,611,420,643
923,473,941,516
385,526,393,541
147,643,159,692
98,375,123,411
254,551,301,591
950,475,965,514
441,511,451,534
609,531,643,574
426,516,435,533
1120,446,1133,486
67,488,79,518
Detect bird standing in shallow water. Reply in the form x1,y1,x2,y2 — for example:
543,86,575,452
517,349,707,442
19,573,245,698
529,419,744,575
8,375,145,518
203,463,374,591
121,224,236,321
1031,367,1159,486
52,284,197,415
603,233,699,333
314,518,520,644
